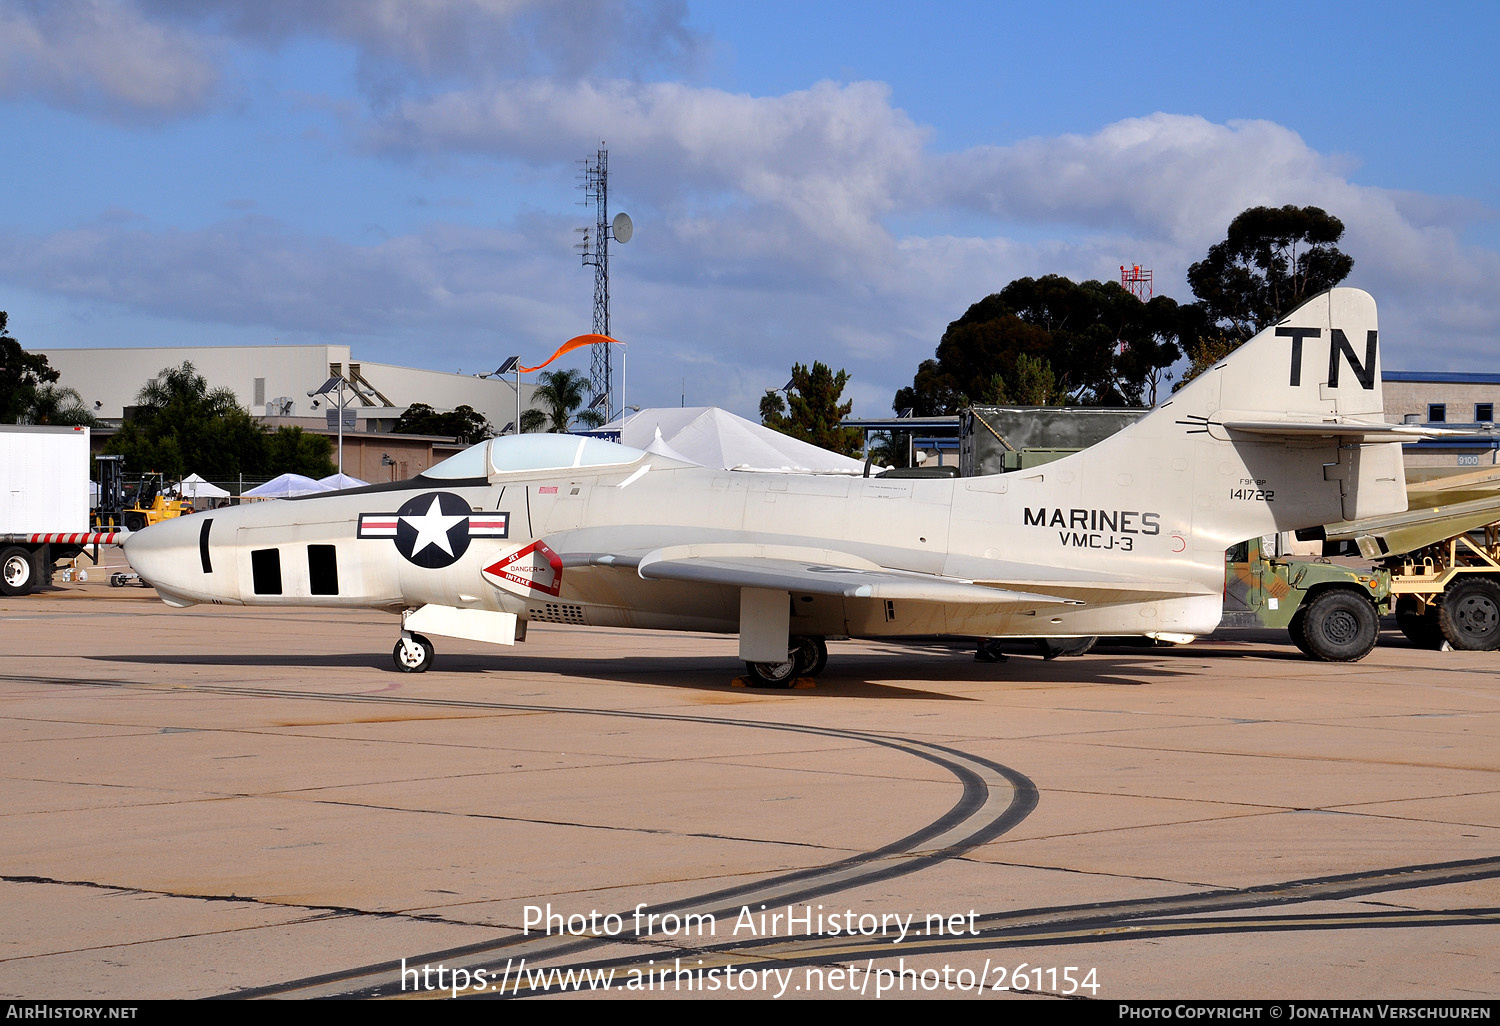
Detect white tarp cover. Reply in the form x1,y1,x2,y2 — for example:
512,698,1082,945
318,472,369,489
601,407,866,473
243,473,331,498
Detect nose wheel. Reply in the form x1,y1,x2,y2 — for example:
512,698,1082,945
394,632,435,672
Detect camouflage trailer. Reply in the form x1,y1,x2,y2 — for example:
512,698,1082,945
960,406,1145,477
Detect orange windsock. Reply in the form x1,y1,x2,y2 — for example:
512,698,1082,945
518,334,623,373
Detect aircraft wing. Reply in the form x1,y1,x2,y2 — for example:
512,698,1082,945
561,544,1223,607
566,545,1079,606
640,555,1077,606
975,578,1214,600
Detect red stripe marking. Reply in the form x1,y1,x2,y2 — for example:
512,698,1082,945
26,532,121,545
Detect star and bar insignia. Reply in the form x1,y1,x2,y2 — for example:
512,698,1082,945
358,491,509,569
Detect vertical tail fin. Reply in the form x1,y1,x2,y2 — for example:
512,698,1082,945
1080,288,1406,550
1178,287,1405,526
965,288,1407,635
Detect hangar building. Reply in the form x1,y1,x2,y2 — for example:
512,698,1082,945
37,344,546,483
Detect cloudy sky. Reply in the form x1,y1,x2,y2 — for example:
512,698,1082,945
3,0,1497,419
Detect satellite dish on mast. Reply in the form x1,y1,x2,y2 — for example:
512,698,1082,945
612,211,633,244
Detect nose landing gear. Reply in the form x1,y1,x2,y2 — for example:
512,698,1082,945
394,631,435,672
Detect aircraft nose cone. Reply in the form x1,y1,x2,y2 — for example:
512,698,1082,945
121,516,203,605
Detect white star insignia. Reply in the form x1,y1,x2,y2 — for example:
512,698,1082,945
402,495,468,557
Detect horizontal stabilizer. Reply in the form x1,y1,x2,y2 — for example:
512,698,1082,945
1220,419,1452,442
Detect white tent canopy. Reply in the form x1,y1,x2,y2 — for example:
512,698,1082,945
243,473,331,498
601,407,867,474
179,473,230,500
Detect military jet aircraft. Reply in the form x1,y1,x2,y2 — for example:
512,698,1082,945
124,289,1424,682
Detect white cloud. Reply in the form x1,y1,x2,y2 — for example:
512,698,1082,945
0,0,703,121
930,115,1344,244
143,0,701,86
369,78,930,259
916,114,1500,370
369,92,1500,340
0,214,582,342
6,4,1499,411
0,0,219,119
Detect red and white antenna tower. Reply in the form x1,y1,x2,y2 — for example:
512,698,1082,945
1120,263,1152,301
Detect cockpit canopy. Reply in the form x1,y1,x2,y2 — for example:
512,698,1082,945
422,433,646,480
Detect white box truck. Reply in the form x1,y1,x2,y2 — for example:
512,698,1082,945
1,425,118,596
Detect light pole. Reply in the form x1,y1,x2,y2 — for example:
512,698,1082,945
308,376,351,477
492,356,521,433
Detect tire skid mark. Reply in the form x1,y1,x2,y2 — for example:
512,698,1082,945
1,675,1036,1000
392,859,1500,1000
21,676,1496,1000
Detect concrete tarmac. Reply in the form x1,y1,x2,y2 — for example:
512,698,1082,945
2,571,1498,1000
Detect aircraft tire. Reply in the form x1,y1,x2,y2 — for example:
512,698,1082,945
1395,597,1445,649
1300,589,1379,662
1,547,36,597
1035,636,1098,659
394,633,435,673
743,659,798,688
790,636,828,677
1438,578,1500,652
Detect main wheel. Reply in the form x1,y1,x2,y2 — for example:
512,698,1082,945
1,547,37,597
789,636,828,677
1035,636,1098,659
743,658,798,688
1395,596,1445,649
1299,589,1379,662
393,633,435,672
1438,578,1500,651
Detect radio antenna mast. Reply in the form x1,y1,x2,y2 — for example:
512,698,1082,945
578,145,632,422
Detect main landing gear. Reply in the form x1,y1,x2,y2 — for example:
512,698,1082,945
743,635,828,688
394,631,435,673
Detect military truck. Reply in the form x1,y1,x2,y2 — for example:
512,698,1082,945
1222,537,1391,661
1223,487,1500,660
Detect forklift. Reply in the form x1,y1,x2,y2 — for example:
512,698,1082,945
93,456,191,533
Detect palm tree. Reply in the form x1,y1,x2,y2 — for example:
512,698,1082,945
529,368,593,432
136,362,240,419
24,383,96,426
